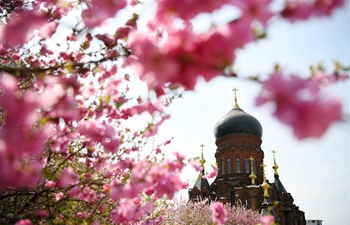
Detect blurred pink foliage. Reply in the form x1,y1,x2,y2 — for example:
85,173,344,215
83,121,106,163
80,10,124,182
261,215,275,225
210,202,228,225
0,0,347,224
256,72,342,139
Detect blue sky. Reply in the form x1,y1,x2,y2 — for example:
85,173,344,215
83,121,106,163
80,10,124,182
153,3,349,225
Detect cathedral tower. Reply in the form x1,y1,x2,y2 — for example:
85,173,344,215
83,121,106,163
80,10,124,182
211,88,265,208
189,88,306,225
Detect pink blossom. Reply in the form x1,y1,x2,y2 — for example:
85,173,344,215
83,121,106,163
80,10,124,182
15,219,32,225
36,210,48,218
190,161,202,172
261,215,275,225
45,181,56,188
93,155,108,171
78,120,120,153
155,0,230,23
281,0,345,22
0,74,50,189
281,1,316,21
151,166,185,199
77,187,96,203
125,31,181,89
311,69,348,86
57,168,80,188
216,17,256,50
126,21,253,92
173,151,185,161
210,202,227,225
69,186,82,197
82,0,127,28
145,186,155,196
142,115,170,137
155,147,162,154
56,192,64,201
203,165,218,179
115,25,133,39
129,101,164,115
110,198,153,223
39,76,81,121
76,212,85,219
163,199,260,224
96,34,116,47
0,9,57,47
235,0,274,27
256,73,342,139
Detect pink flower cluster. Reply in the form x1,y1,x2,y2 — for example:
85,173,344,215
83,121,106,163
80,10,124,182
0,72,86,189
210,202,228,225
256,73,342,139
110,198,153,224
281,0,344,22
125,0,277,94
126,22,245,94
0,0,70,47
162,198,261,224
0,74,49,189
107,152,187,200
78,120,120,153
261,215,275,225
203,165,218,179
123,0,345,96
82,0,127,28
57,167,80,188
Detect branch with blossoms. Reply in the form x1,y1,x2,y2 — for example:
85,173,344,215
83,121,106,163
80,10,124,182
0,0,348,224
0,54,187,224
256,63,348,139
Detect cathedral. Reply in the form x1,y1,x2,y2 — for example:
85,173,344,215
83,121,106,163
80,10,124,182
188,89,306,225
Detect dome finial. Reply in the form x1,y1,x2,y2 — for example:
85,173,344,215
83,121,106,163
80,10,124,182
249,156,257,185
232,87,240,108
199,143,206,168
261,161,270,197
272,149,279,176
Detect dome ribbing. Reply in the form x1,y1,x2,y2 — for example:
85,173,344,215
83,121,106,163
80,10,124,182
214,107,263,139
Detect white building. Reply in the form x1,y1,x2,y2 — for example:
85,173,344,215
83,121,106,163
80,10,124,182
306,220,323,225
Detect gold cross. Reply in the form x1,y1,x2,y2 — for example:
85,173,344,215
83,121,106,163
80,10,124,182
199,143,206,168
232,87,238,96
249,156,254,162
272,149,276,157
261,161,267,181
272,149,279,175
261,162,266,177
232,87,239,108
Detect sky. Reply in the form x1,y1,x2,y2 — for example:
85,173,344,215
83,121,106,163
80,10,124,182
148,3,350,225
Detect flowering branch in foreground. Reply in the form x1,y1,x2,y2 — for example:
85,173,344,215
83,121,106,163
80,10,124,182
0,0,348,224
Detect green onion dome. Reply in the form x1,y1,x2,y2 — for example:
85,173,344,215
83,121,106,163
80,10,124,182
214,106,263,139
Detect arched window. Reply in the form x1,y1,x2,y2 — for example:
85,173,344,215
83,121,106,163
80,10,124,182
253,160,257,174
235,157,241,173
245,158,250,174
221,159,224,175
227,158,231,174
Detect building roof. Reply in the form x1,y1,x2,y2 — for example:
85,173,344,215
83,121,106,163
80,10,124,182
194,172,211,190
271,174,289,196
213,106,263,139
